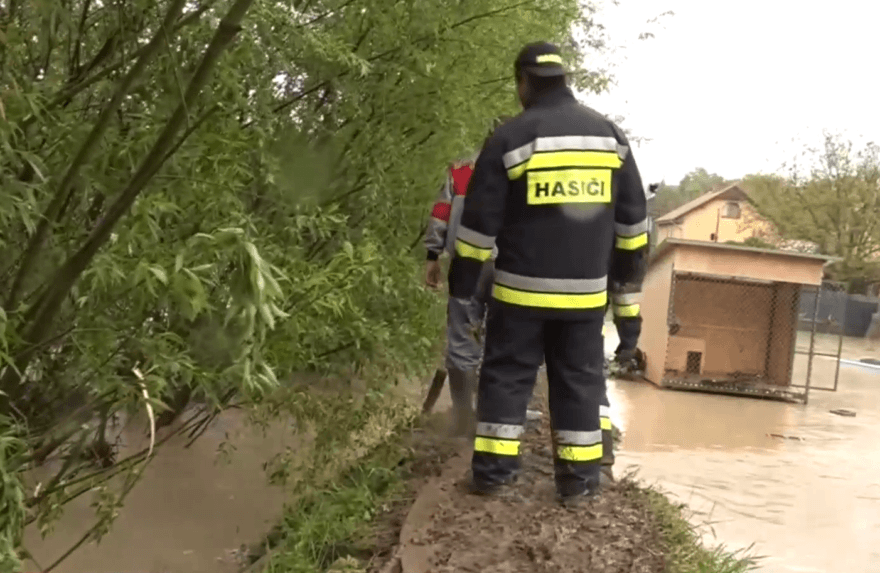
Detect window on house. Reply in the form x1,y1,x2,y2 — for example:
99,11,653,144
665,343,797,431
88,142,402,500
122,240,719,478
721,201,741,219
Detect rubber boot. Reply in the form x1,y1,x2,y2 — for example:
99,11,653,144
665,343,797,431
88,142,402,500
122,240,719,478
448,368,477,437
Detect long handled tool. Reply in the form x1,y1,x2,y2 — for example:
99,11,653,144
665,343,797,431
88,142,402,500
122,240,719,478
421,367,448,414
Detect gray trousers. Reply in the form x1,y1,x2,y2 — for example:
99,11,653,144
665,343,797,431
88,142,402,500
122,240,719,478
445,261,494,371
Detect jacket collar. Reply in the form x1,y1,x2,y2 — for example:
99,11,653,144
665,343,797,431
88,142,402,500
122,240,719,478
524,84,576,109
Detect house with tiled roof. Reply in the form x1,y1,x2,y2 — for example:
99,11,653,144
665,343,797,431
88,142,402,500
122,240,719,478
654,184,777,245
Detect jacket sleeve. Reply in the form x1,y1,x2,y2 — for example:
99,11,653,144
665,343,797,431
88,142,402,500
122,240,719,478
424,170,453,260
609,124,649,288
611,280,643,353
448,134,507,299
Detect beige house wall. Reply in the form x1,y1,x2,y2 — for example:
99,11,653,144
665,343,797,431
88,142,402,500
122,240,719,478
641,254,674,386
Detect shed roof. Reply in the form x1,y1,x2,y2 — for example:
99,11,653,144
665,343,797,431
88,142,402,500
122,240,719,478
651,238,838,264
649,238,838,286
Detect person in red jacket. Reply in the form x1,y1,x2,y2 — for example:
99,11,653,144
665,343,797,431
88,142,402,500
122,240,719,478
424,117,510,436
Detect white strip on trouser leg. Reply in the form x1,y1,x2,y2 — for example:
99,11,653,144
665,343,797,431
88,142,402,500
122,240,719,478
600,405,612,431
474,422,523,456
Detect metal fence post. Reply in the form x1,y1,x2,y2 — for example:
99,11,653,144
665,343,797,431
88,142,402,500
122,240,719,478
787,284,801,391
832,281,846,392
663,265,677,387
803,283,822,405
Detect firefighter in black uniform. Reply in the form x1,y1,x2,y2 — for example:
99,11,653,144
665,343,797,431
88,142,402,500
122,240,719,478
448,42,648,503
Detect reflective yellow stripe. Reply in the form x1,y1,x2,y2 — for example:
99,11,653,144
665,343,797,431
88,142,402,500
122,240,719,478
557,443,603,462
600,417,612,430
508,163,527,180
474,437,520,456
614,303,640,317
616,232,648,250
536,53,563,65
507,150,623,180
455,239,493,262
493,284,607,310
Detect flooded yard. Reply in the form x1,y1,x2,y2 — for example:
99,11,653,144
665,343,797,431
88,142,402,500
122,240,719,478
608,328,880,573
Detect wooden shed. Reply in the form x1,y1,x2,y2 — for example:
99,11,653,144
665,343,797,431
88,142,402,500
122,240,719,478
640,239,834,403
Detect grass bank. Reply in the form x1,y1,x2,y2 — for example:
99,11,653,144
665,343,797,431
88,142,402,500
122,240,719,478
247,411,757,573
246,412,460,573
633,482,758,573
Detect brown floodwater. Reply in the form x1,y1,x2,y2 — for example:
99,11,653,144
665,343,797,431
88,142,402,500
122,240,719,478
22,410,298,573
21,329,880,573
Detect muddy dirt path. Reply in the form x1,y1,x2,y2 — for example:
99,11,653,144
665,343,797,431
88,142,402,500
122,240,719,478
392,332,880,573
393,387,666,573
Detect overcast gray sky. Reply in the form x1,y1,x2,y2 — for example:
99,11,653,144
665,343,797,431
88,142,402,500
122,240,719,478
580,0,880,186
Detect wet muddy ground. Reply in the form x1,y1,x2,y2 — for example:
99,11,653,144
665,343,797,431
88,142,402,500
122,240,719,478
388,394,667,573
361,413,471,569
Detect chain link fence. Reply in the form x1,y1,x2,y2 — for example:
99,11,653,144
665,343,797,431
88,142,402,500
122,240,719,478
791,280,848,402
661,272,844,404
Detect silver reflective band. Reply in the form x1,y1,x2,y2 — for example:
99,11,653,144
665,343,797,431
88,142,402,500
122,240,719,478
615,218,649,236
599,405,611,418
617,144,629,161
554,429,603,445
612,292,642,305
456,225,496,249
502,135,622,169
494,270,607,293
476,423,523,439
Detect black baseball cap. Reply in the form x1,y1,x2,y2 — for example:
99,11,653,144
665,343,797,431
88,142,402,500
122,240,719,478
514,42,567,77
